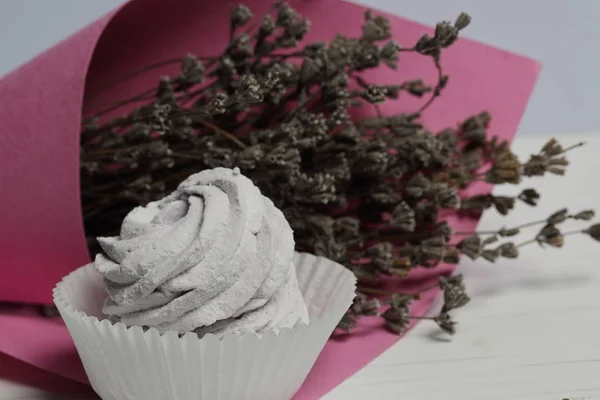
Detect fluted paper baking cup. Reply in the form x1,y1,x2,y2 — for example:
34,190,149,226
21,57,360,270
53,252,356,400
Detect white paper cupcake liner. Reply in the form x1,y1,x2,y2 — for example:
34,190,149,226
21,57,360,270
53,252,356,400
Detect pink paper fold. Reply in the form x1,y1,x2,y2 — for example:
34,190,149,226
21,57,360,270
0,0,540,398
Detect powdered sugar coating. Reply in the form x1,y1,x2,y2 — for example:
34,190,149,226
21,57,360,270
94,167,309,337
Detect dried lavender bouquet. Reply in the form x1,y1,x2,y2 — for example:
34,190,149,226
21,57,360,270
80,3,600,335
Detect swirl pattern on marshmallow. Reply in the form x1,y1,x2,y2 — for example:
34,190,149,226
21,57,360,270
94,167,309,336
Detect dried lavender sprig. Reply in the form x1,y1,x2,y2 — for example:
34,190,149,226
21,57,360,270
456,208,596,236
77,3,599,336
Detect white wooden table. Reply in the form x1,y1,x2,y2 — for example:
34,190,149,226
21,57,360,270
2,133,599,400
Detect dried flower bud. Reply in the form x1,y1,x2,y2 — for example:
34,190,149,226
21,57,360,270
239,74,264,103
428,183,461,209
492,196,515,215
180,53,204,86
483,235,499,245
368,182,400,206
585,224,600,242
443,248,461,264
547,166,566,176
276,2,297,27
215,56,237,82
522,154,546,177
460,194,493,211
541,138,564,156
464,112,491,131
299,57,322,83
208,92,229,114
433,221,453,241
334,217,361,244
518,188,540,206
360,47,387,72
330,107,351,126
404,173,430,198
231,33,253,56
486,149,522,184
157,76,176,103
402,79,431,97
496,242,519,258
361,85,387,104
481,249,499,263
461,112,490,144
362,10,392,41
396,131,451,169
149,103,172,135
454,12,471,30
314,238,346,261
414,202,438,225
237,145,265,170
354,147,391,178
294,171,339,205
352,264,380,285
390,201,416,232
414,34,438,57
231,4,253,28
434,313,457,335
499,227,520,237
383,305,410,334
366,242,395,272
384,319,409,335
420,236,447,265
547,208,569,225
439,275,470,312
380,40,400,69
439,75,449,90
548,156,569,166
574,210,595,221
438,274,463,288
461,148,482,171
457,235,482,260
536,223,563,248
352,295,382,316
434,21,459,48
259,15,276,36
390,294,412,309
337,313,357,332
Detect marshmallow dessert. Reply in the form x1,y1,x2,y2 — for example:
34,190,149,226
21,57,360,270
53,167,356,400
94,167,309,337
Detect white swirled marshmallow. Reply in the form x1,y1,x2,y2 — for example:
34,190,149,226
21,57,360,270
94,167,309,337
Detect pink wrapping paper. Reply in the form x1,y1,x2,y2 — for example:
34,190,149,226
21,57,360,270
0,0,540,398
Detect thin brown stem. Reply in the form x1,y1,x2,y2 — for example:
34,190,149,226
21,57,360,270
455,219,548,236
87,88,157,118
517,229,585,248
194,117,247,149
562,142,586,154
417,57,443,113
86,58,182,100
170,152,204,160
562,229,586,236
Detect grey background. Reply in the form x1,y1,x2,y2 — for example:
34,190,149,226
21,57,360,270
1,0,598,137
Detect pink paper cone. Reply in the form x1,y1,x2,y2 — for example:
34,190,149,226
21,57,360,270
0,0,540,398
